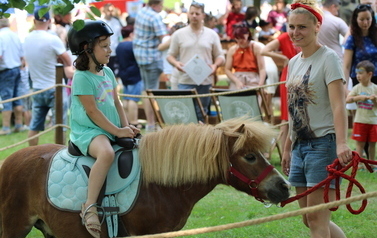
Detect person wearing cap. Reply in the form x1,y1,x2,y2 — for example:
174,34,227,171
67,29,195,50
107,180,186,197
68,19,139,238
23,6,74,146
0,18,25,135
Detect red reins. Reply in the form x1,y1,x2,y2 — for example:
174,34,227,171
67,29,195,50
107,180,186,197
229,164,274,202
281,151,377,214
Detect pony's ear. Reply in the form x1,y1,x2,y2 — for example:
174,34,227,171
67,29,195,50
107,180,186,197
235,124,245,133
223,124,245,138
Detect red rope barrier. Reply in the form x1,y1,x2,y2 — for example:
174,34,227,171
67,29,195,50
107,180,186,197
280,151,377,214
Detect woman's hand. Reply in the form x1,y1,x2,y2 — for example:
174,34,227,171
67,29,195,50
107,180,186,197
337,143,352,167
281,151,291,176
282,56,290,67
235,79,244,89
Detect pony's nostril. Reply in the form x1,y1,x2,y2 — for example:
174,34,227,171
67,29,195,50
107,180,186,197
281,182,291,190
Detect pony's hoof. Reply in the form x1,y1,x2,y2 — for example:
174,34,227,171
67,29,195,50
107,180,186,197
80,204,101,238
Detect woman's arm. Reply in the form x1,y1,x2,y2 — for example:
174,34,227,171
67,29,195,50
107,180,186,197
261,39,289,67
328,79,352,166
253,43,266,86
224,45,243,89
158,37,171,51
281,129,292,176
343,49,353,93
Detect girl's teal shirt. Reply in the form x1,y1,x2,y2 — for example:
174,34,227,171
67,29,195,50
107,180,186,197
69,66,120,155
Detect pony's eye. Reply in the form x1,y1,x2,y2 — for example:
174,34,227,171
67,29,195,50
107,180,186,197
244,154,256,162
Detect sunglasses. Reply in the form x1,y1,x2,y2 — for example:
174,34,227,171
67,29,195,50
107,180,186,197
356,4,372,10
191,1,204,8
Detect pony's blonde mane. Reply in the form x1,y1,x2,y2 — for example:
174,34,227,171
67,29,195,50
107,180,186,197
138,117,277,186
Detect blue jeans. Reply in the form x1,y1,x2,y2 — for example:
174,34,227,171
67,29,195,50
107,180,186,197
123,81,143,102
289,134,337,189
139,60,163,90
0,67,22,111
178,84,211,122
29,88,55,131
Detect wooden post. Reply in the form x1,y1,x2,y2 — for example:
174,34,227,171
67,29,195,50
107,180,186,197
55,64,64,145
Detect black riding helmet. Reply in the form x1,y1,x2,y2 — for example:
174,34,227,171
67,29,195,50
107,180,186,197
68,20,113,72
68,20,113,55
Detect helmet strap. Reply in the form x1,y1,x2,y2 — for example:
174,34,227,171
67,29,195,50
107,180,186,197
89,52,104,72
86,43,104,72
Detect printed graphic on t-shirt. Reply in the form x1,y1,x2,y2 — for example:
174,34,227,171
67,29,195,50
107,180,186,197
357,92,373,110
288,65,316,139
96,80,113,103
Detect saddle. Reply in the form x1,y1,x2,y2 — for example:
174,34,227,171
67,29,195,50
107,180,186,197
47,137,142,238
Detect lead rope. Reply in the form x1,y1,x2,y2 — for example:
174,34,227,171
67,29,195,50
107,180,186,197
280,151,377,214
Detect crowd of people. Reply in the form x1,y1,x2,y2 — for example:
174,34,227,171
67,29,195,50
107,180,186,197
2,0,377,237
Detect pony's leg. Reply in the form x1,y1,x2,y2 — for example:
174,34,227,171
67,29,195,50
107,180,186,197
34,220,55,238
0,214,36,238
0,173,40,238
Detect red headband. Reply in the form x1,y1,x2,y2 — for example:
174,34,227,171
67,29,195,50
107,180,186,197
291,3,322,24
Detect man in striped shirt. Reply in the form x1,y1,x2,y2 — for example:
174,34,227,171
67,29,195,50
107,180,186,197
133,0,167,132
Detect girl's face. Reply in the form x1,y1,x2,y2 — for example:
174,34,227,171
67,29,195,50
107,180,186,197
357,10,372,33
288,13,319,48
93,36,112,65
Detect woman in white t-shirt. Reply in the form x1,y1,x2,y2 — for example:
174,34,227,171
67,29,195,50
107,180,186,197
281,0,352,237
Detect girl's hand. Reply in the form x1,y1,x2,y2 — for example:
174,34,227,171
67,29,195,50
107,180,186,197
128,124,141,134
116,126,135,138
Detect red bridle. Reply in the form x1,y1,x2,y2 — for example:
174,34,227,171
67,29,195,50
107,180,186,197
228,164,274,203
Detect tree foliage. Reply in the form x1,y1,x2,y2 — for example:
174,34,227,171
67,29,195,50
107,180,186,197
1,0,102,29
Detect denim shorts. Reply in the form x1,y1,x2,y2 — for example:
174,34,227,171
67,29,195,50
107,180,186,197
123,80,143,102
0,67,22,111
289,133,337,189
139,60,163,90
29,88,56,131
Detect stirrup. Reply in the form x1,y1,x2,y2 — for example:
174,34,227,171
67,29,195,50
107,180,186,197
81,203,106,225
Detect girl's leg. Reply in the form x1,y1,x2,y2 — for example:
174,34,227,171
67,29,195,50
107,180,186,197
355,141,366,159
81,135,115,237
368,142,376,162
86,135,115,206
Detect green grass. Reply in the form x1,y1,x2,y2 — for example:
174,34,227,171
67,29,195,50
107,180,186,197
1,129,377,237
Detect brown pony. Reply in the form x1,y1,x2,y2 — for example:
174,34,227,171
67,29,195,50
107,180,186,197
0,117,290,237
